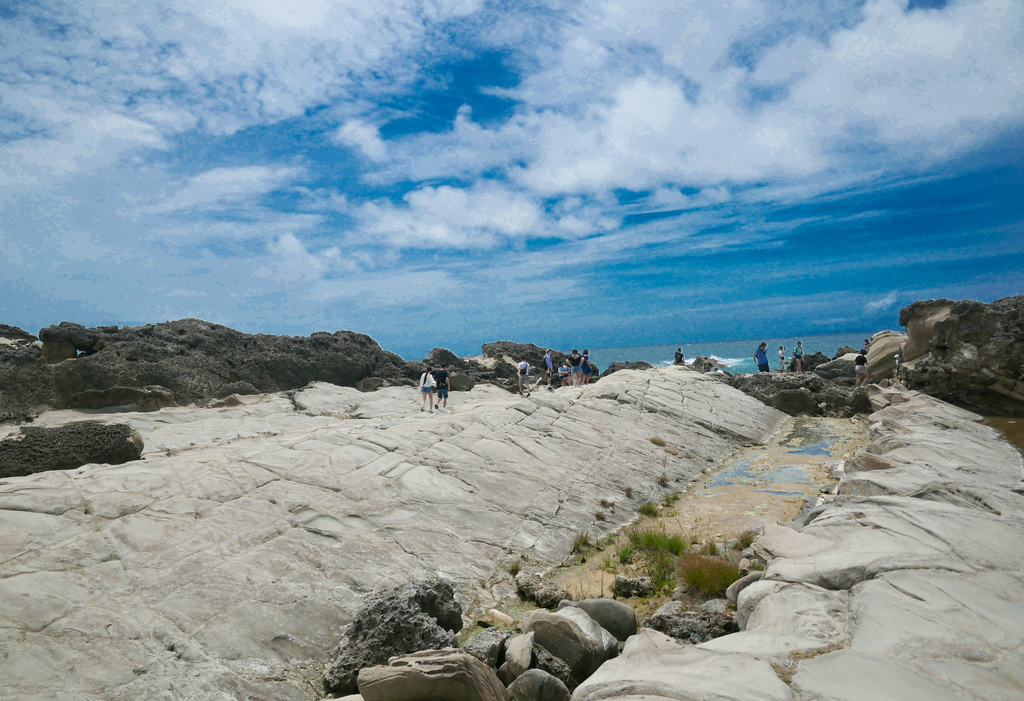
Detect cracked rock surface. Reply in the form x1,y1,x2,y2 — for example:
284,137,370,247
0,367,784,700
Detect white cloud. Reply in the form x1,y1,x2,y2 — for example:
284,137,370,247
865,291,900,313
255,232,339,283
142,166,303,214
334,120,388,162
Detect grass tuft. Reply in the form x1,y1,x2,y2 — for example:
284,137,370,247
624,486,633,499
627,527,687,556
732,528,758,551
638,502,659,517
618,544,634,563
572,531,591,552
649,437,666,446
677,554,741,597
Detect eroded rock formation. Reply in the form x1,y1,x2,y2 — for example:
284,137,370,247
899,295,1024,415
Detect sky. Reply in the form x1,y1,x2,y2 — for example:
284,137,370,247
1,0,1022,359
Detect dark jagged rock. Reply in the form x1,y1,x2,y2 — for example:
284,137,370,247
0,318,412,421
0,421,143,478
642,602,737,644
71,385,177,411
0,324,36,343
323,579,464,696
833,345,859,359
729,372,868,417
602,361,653,377
515,572,570,609
899,296,1024,415
788,351,831,373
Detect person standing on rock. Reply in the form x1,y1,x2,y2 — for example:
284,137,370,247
778,346,787,372
754,343,771,373
434,364,451,409
855,350,870,387
793,341,804,372
581,349,593,384
419,366,436,411
518,358,532,395
544,349,555,391
568,349,583,386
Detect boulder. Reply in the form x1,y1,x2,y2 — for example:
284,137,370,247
515,572,570,608
789,350,831,373
423,347,462,368
498,632,534,684
611,575,654,598
833,345,859,359
323,579,464,695
356,648,508,701
520,607,618,684
507,669,570,701
0,324,37,345
463,628,513,669
812,354,858,381
899,296,1024,415
450,373,476,391
728,372,868,417
725,571,762,604
866,330,905,382
356,377,385,392
558,598,636,642
601,361,652,377
0,421,144,479
642,601,736,644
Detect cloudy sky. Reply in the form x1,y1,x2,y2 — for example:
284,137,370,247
1,0,1022,358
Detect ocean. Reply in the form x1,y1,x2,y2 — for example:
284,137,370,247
588,332,874,375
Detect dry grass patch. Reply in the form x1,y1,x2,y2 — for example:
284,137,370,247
677,554,741,597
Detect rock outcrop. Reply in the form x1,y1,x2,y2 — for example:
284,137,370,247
356,648,508,701
601,361,652,377
899,295,1024,415
0,421,144,478
0,367,786,699
324,579,464,695
0,319,411,421
728,372,870,417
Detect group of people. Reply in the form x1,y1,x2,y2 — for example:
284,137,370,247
518,348,593,395
417,364,452,412
754,338,873,386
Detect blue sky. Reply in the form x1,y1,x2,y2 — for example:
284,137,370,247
1,0,1022,359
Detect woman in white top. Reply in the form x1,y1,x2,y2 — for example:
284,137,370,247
419,367,436,411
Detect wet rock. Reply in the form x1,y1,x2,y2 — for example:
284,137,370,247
515,572,569,608
356,648,507,701
323,579,464,696
0,422,143,478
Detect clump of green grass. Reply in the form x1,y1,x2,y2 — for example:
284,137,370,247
677,554,741,597
732,529,758,551
638,502,659,517
618,544,634,564
647,549,675,590
509,562,521,576
649,436,667,446
572,531,591,552
699,541,720,556
663,491,681,506
627,527,687,556
601,555,617,573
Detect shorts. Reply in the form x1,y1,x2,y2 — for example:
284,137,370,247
420,386,433,393
546,367,553,377
757,363,771,373
519,373,530,382
436,387,449,399
855,365,867,374
571,366,583,374
582,364,591,374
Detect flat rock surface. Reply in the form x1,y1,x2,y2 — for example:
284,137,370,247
0,367,785,699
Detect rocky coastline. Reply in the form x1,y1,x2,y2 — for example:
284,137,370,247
1,296,1023,700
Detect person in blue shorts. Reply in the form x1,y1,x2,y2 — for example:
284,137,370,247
581,349,593,385
434,363,451,408
568,349,583,386
753,343,770,373
544,349,555,391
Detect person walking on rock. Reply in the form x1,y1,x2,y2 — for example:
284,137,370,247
434,363,451,408
793,341,804,372
517,358,532,395
754,343,771,373
544,349,555,391
568,349,583,386
855,350,870,388
419,366,436,411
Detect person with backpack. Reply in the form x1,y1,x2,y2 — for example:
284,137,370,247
433,363,451,408
517,358,532,395
419,366,436,411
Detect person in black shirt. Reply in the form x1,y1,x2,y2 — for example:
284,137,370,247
855,351,869,387
674,348,684,365
433,364,451,408
568,349,583,387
